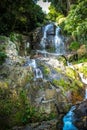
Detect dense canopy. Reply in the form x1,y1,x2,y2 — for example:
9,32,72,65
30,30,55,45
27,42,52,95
0,0,45,35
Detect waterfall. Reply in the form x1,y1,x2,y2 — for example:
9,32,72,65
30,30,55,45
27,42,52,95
30,60,43,80
24,58,37,68
40,24,53,51
39,23,66,56
24,58,43,80
85,88,87,99
34,68,43,80
31,59,37,69
63,106,78,130
67,61,75,70
79,73,87,100
54,26,65,54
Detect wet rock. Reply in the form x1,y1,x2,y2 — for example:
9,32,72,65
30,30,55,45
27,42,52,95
74,100,87,129
12,119,57,130
77,45,87,59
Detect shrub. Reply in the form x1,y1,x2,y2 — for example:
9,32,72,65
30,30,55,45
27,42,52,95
0,84,51,129
0,52,7,65
69,41,80,51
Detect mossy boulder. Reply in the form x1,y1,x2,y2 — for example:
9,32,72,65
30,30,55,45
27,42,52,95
77,44,87,59
74,100,87,129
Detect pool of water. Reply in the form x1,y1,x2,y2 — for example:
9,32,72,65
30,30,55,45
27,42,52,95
63,106,78,130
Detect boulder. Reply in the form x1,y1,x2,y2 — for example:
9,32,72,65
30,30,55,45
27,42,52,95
74,100,87,129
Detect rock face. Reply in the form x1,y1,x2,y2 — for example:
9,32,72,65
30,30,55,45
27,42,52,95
77,45,87,59
29,27,42,50
74,100,87,130
29,23,65,54
0,36,33,88
0,34,87,130
12,119,58,130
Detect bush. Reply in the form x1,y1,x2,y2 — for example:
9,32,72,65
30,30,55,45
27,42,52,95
0,52,7,65
0,83,52,129
69,41,80,51
64,0,87,43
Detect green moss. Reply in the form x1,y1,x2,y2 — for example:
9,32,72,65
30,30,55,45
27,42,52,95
69,41,80,51
0,36,8,41
65,67,76,79
52,79,68,91
10,33,23,43
55,67,62,73
57,56,66,65
76,57,87,64
42,65,50,75
47,46,55,53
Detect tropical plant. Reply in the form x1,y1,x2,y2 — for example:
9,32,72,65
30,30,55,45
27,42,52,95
64,0,87,43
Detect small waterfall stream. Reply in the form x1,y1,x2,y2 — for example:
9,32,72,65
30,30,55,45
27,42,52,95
40,23,65,55
79,72,87,100
25,58,43,80
63,106,78,130
85,88,87,99
54,26,65,54
40,24,53,51
34,68,43,81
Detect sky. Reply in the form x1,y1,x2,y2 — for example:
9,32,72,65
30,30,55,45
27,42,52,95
37,0,51,14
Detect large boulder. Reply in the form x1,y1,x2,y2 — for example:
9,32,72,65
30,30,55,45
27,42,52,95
74,100,87,130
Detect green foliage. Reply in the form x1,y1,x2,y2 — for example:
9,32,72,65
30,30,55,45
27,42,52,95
75,57,87,64
69,41,80,50
0,82,56,129
0,52,7,65
0,0,45,35
10,33,23,43
47,5,59,22
64,0,87,43
42,65,50,76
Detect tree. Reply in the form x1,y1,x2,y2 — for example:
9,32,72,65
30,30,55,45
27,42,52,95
64,0,87,43
0,0,45,35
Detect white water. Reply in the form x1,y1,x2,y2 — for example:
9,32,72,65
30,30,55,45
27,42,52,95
31,59,37,69
40,37,47,51
34,68,43,80
85,88,87,99
67,61,75,70
54,27,65,54
30,60,43,80
79,73,87,99
79,73,87,85
24,58,37,69
25,58,43,80
40,24,65,55
40,24,53,51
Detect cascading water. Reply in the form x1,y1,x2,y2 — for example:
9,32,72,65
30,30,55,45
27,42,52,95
40,23,65,55
31,59,37,69
63,106,78,130
24,58,37,68
54,26,65,54
34,68,43,80
25,58,43,80
31,60,43,80
79,73,87,100
40,24,53,51
85,88,87,99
